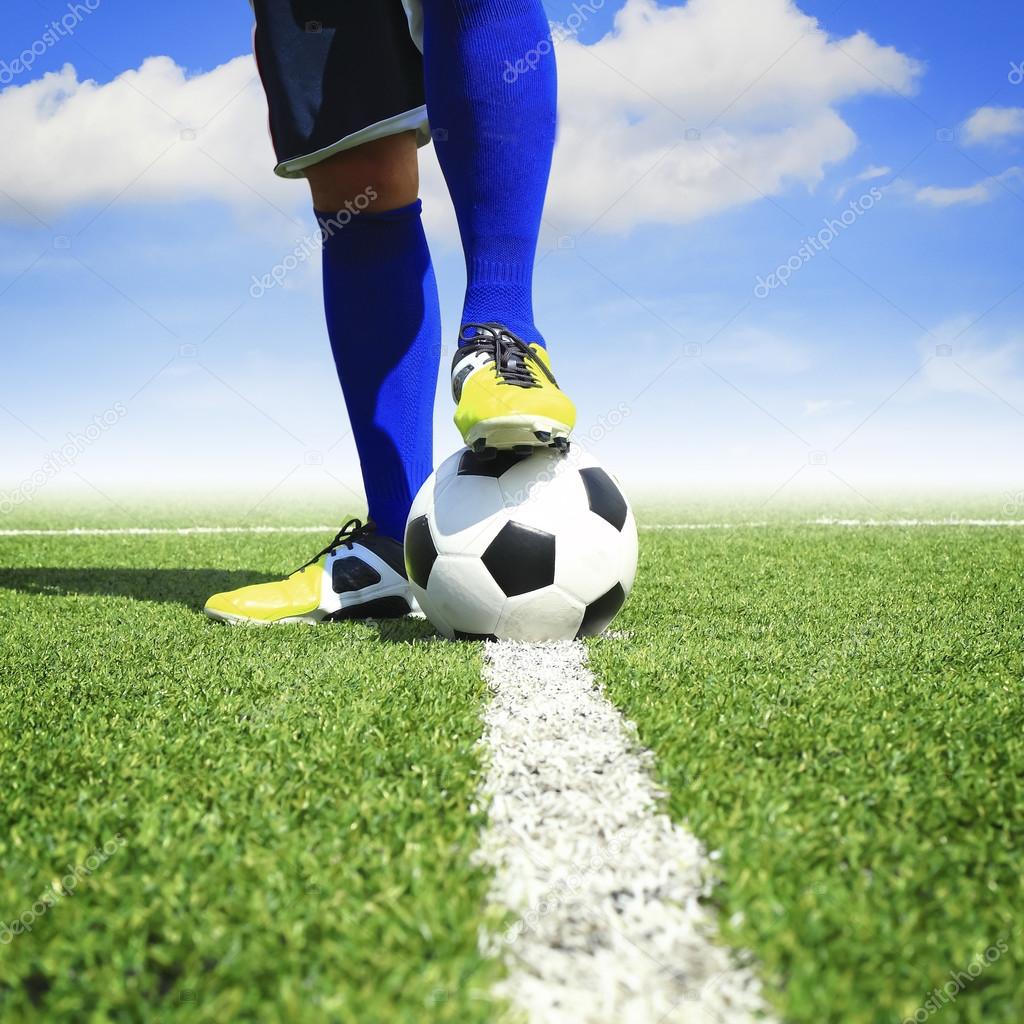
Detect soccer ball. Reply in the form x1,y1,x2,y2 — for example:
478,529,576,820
404,446,638,641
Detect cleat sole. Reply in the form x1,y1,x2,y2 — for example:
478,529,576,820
464,415,573,452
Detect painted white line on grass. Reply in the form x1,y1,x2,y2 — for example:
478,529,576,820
3,519,1023,539
644,519,1024,529
0,526,336,537
640,522,770,530
1,524,755,538
808,517,1024,527
476,640,773,1024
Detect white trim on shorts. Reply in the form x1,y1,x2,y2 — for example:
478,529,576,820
270,0,429,178
274,106,431,178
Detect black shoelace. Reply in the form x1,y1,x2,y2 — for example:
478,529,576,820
458,322,556,389
294,518,375,573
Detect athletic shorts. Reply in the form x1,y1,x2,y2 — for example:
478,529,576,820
251,0,429,178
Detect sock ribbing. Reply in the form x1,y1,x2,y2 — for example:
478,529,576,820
318,199,441,540
421,0,556,347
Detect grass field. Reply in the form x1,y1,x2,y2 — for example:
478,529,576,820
1,496,1022,1023
592,523,1024,1023
0,517,500,1023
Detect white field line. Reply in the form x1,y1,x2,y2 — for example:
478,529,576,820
0,526,337,537
642,522,770,530
476,640,773,1024
645,519,1024,529
807,517,1024,527
3,519,1024,538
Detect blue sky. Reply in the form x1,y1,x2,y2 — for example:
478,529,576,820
1,0,1023,515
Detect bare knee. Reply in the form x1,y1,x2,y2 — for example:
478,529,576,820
305,131,419,212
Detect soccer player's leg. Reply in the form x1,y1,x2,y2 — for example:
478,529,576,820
420,0,576,454
206,2,439,625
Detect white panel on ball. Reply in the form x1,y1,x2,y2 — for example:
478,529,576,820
420,555,505,638
554,515,629,605
495,587,585,642
432,475,507,557
496,447,587,514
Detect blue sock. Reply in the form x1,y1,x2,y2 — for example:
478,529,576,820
421,0,556,347
317,199,441,541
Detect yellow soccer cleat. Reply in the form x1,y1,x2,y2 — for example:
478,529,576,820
203,519,415,625
450,323,576,454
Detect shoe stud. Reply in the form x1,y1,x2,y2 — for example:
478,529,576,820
471,438,498,460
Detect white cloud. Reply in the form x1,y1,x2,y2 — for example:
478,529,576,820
855,165,891,181
834,163,891,198
920,318,1024,405
548,0,922,230
0,57,302,221
961,106,1024,145
0,0,922,233
915,167,1023,207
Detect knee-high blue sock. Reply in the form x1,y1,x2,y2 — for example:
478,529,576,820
421,0,556,347
318,200,441,541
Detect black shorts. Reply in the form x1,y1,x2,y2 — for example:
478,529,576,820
252,0,429,178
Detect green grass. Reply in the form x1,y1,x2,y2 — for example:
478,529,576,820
0,527,500,1023
591,524,1024,1024
2,501,1023,1023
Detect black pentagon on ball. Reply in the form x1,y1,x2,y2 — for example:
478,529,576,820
458,449,532,478
404,514,438,588
481,521,556,597
580,467,628,531
577,583,626,637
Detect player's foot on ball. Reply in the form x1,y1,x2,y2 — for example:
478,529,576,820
451,322,576,454
203,518,414,625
